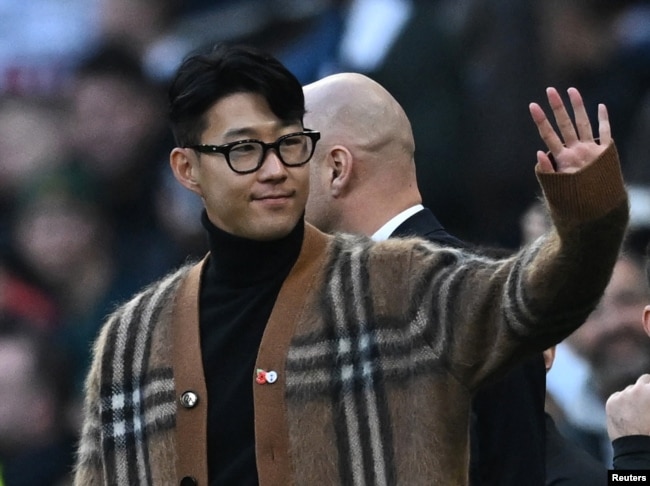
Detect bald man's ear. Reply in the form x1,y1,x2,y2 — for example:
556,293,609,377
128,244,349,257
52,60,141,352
643,305,650,338
329,146,354,198
170,147,203,197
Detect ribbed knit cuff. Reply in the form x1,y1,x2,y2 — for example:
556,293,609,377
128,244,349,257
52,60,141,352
536,143,628,222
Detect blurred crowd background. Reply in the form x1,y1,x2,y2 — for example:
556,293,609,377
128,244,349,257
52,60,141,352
1,0,649,484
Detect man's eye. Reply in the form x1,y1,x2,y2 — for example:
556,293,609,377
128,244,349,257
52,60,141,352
282,137,302,146
231,143,259,154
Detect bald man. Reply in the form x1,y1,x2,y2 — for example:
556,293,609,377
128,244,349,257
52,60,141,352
304,73,547,486
304,73,462,247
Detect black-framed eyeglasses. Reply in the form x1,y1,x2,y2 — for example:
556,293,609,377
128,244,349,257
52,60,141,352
185,130,321,174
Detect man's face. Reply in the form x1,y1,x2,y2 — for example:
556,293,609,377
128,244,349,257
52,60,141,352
186,92,310,241
72,75,163,178
576,257,650,400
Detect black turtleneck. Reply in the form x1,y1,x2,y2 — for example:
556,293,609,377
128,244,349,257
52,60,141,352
199,212,304,486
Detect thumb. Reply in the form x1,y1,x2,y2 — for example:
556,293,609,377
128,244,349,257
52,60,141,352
536,150,555,173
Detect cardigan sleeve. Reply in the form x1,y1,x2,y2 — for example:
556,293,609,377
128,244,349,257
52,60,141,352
428,143,629,389
73,265,188,486
73,315,112,486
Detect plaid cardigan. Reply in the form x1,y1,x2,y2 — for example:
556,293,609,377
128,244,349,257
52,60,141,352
74,145,628,485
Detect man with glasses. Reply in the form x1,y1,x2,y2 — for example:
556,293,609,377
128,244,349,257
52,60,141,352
74,44,629,485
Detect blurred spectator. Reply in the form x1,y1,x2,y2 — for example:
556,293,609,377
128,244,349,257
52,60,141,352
9,168,122,394
0,95,69,253
67,43,168,188
0,316,76,486
547,249,650,465
64,42,191,284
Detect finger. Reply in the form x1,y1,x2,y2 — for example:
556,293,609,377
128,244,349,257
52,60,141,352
535,150,555,173
529,102,564,155
606,391,622,411
547,87,578,144
598,103,612,146
567,87,593,141
637,373,650,385
625,383,635,392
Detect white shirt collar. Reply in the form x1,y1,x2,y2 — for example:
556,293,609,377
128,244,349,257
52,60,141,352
371,204,424,241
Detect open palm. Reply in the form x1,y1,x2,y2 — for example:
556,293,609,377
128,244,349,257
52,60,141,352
529,87,611,174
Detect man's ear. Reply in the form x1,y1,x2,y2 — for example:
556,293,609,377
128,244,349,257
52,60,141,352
170,148,203,197
543,346,556,373
643,305,650,338
329,145,354,198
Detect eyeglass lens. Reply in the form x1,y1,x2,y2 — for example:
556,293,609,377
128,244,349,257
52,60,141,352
229,134,314,172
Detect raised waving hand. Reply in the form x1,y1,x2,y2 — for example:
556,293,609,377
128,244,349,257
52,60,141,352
529,87,611,174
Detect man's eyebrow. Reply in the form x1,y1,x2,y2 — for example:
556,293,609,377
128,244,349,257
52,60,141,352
221,121,302,140
222,127,257,139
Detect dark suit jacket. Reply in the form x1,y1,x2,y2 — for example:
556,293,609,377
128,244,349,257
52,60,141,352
545,413,607,485
391,207,466,249
392,208,546,486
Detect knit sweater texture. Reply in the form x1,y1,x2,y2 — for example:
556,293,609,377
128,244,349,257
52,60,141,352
74,145,628,485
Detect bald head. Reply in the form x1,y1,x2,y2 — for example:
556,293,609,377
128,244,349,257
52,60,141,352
304,73,414,163
303,73,422,236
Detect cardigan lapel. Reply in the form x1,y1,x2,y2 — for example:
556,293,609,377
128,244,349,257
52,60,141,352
172,257,209,485
254,223,331,486
171,224,331,486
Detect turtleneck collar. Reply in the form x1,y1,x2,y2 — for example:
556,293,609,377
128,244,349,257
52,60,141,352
202,211,304,286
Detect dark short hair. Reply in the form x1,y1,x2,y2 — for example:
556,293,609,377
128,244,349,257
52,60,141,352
168,44,305,147
77,41,155,95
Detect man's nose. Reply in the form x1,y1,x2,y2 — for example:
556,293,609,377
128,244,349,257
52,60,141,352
257,149,287,178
